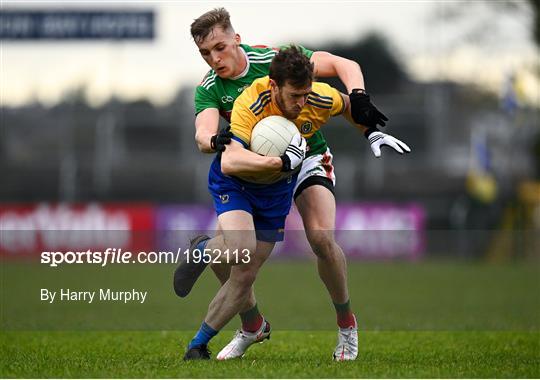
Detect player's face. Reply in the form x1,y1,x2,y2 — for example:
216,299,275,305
273,81,312,120
196,26,245,78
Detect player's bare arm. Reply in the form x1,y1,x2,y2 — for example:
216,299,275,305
312,51,389,128
221,140,282,176
311,51,365,92
195,108,221,153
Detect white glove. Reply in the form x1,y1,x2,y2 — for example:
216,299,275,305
366,128,411,158
280,134,307,172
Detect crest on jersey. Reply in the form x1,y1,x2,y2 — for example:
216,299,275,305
301,121,313,134
220,194,230,204
238,84,249,93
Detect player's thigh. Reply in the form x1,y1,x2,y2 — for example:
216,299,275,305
295,184,337,230
250,190,294,244
217,208,254,229
217,209,257,253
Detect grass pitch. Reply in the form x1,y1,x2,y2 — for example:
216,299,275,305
1,260,539,377
1,330,538,378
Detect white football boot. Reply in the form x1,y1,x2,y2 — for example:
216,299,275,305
216,320,271,360
333,316,358,361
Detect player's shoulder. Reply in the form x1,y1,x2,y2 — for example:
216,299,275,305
238,76,270,100
236,76,271,114
307,82,338,110
197,69,219,92
242,44,279,64
277,44,314,58
311,81,336,95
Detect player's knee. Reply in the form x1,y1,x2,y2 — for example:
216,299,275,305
306,231,337,259
231,268,257,290
223,232,257,256
210,263,230,285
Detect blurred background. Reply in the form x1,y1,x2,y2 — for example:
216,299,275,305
1,1,539,259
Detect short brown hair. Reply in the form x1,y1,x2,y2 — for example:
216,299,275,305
269,45,314,88
190,8,234,43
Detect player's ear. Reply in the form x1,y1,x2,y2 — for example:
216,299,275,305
235,33,241,45
269,79,277,91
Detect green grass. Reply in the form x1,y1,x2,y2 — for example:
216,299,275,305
1,260,539,377
2,261,539,330
1,330,538,378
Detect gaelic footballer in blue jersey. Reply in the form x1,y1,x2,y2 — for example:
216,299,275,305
177,8,410,362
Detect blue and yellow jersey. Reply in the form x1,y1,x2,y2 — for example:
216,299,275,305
230,76,345,157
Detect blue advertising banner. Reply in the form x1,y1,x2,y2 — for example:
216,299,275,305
0,10,154,40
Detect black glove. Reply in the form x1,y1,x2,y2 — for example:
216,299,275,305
210,126,233,152
349,89,388,128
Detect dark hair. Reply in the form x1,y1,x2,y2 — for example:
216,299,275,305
190,8,234,43
269,45,314,88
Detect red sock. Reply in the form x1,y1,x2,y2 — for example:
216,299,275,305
242,314,263,333
240,304,264,333
334,300,356,329
337,312,356,329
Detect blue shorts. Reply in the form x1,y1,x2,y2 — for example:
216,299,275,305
208,159,297,242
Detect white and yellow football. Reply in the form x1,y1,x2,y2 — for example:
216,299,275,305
250,115,299,157
237,116,300,184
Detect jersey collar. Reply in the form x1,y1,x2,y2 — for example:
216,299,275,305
230,46,250,80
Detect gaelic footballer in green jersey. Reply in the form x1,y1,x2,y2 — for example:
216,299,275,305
195,44,311,121
195,44,328,158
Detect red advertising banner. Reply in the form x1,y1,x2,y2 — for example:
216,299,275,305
0,203,155,257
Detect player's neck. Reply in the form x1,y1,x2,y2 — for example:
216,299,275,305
230,47,249,80
271,90,285,117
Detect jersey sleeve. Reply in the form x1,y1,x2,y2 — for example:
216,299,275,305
278,44,314,59
229,96,259,148
311,82,346,117
329,87,346,117
194,83,219,115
